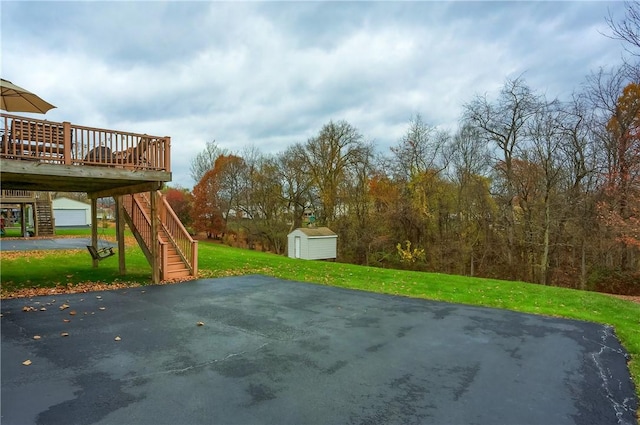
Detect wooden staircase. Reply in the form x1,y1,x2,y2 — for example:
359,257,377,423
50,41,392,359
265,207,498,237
35,197,55,236
121,191,197,281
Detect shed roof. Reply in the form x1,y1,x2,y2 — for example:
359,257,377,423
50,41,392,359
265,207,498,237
296,227,337,237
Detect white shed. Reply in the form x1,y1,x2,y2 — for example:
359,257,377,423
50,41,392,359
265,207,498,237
287,227,337,260
52,197,91,227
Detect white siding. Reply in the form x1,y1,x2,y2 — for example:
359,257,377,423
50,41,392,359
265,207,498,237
306,237,337,260
287,228,337,260
52,197,91,226
54,209,88,226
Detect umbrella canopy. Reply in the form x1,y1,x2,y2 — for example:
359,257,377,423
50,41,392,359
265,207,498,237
1,78,56,114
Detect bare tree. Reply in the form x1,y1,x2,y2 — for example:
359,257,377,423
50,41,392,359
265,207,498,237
558,94,600,288
302,120,368,224
607,1,640,56
463,76,542,278
449,122,491,186
278,144,314,230
391,114,449,182
526,99,567,285
243,154,289,253
449,122,493,276
189,140,228,183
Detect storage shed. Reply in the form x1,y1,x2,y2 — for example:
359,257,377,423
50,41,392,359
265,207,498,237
287,227,337,260
52,197,91,227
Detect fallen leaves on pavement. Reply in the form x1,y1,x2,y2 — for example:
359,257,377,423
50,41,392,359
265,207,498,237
2,277,197,300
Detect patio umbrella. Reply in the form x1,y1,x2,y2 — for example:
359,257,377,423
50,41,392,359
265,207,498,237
0,78,56,114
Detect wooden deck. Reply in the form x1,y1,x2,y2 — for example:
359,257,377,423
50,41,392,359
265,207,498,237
1,113,171,197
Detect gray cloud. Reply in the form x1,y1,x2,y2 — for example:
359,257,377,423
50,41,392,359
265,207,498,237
1,1,627,188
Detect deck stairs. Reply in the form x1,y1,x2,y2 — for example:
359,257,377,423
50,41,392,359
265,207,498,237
35,199,55,236
121,191,197,280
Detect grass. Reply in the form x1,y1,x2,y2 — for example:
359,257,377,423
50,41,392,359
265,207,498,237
1,231,639,412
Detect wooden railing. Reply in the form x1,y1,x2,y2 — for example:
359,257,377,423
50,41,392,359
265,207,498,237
0,190,36,200
0,190,52,203
139,191,198,276
0,113,171,172
121,192,168,277
159,192,198,275
122,192,197,279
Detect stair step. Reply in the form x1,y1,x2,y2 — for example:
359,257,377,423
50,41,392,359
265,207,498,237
35,200,55,236
165,270,192,279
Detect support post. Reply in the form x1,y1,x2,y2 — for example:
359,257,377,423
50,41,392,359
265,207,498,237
63,122,72,165
116,196,126,275
91,198,98,268
33,201,39,237
150,191,159,284
20,203,27,237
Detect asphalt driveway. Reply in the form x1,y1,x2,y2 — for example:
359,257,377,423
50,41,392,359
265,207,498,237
1,275,637,425
0,237,115,251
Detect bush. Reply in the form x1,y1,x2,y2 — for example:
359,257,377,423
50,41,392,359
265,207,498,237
588,268,640,295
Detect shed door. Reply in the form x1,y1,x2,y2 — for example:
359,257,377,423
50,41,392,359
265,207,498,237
294,236,301,258
54,210,86,226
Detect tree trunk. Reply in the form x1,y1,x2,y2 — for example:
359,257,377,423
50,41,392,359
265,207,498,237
580,242,587,290
540,199,551,285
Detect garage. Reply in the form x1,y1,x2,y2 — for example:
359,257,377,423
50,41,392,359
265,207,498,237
52,197,91,227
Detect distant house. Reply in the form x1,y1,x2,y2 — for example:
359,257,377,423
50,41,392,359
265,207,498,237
287,227,337,260
52,197,91,227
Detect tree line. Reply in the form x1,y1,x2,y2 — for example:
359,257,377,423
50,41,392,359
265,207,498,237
167,4,640,294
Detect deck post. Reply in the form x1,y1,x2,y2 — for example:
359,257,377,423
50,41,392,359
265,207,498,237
91,198,98,268
20,203,27,237
63,122,72,165
164,137,171,171
116,196,126,275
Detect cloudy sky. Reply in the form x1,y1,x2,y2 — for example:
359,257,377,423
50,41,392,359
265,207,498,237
1,1,629,188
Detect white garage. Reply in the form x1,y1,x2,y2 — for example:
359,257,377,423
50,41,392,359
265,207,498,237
287,227,337,260
52,197,91,227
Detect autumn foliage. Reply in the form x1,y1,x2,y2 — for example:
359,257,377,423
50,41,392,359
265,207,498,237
192,167,225,238
164,187,193,227
183,76,640,294
599,82,640,250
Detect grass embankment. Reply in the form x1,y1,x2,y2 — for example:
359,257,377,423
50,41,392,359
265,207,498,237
1,231,639,409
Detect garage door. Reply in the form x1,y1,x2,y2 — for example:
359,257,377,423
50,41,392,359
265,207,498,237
54,210,87,226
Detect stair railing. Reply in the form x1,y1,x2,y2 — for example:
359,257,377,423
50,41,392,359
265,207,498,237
123,192,197,278
158,193,198,275
122,193,152,251
122,193,169,280
138,191,198,276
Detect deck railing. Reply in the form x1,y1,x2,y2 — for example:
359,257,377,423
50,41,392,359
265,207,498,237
0,190,35,200
0,113,170,172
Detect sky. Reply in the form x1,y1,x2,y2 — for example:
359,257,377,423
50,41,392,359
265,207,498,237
0,1,629,189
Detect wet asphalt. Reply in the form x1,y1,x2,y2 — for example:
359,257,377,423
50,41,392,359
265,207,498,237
0,237,116,251
0,275,637,425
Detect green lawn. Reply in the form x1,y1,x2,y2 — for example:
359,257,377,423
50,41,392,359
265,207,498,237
1,233,639,411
